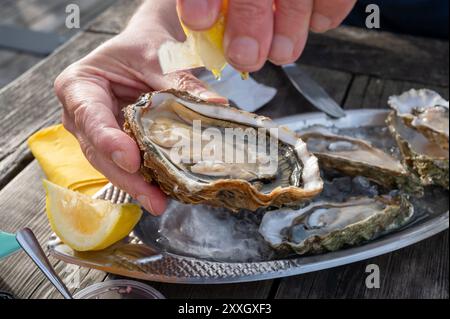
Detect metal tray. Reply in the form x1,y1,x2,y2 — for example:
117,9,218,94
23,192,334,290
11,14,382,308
48,109,449,284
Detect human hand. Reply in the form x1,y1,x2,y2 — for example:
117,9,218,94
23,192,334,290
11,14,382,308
54,3,226,215
177,0,356,71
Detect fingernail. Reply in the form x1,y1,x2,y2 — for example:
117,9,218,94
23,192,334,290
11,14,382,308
199,91,228,104
310,13,332,33
179,0,214,29
270,35,294,64
226,36,260,67
150,193,167,216
137,195,155,215
112,151,135,174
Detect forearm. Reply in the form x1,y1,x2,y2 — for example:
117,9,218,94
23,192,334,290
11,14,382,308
123,0,185,41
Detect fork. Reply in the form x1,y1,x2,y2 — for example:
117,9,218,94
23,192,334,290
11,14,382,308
93,183,132,204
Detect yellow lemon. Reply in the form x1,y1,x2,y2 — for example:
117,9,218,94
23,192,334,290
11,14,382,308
159,0,248,79
43,180,142,251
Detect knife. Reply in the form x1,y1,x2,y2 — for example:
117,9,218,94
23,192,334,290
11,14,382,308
282,64,346,118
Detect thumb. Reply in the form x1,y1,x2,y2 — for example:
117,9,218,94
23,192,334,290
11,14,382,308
157,71,229,104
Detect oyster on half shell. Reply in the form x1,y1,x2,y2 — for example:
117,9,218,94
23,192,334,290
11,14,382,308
300,132,423,194
259,196,414,255
388,89,449,150
386,112,449,189
124,90,323,211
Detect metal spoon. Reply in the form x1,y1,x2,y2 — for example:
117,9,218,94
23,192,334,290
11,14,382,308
16,228,73,299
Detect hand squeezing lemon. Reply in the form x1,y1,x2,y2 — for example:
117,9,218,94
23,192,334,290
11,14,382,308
44,180,142,251
158,0,247,79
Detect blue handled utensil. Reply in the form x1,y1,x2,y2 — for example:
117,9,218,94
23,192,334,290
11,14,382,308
0,231,21,259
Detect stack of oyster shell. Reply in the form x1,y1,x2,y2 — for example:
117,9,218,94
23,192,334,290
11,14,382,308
124,89,448,256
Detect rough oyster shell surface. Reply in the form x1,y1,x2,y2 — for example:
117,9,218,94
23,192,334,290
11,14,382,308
259,196,414,255
124,90,323,211
388,89,449,150
386,111,449,189
300,131,422,194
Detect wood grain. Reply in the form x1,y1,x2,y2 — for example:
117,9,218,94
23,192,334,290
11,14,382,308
103,274,274,299
0,54,41,88
344,77,449,110
0,0,115,89
0,161,51,299
0,32,113,190
275,231,448,299
88,0,143,34
302,27,449,87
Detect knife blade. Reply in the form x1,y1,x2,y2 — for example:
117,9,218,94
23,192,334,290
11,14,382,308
282,64,346,118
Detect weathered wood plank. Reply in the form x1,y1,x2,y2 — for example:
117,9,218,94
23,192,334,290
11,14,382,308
152,280,273,299
29,261,107,299
103,275,274,299
0,0,62,27
363,231,448,299
0,142,34,190
88,0,143,34
0,32,113,189
275,231,448,299
30,0,116,35
344,77,449,110
302,27,449,87
0,161,51,299
0,53,42,88
0,0,114,33
0,0,115,89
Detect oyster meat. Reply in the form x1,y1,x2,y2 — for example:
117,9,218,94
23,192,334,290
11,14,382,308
259,196,414,255
388,89,449,150
124,90,323,211
300,131,422,194
386,111,449,189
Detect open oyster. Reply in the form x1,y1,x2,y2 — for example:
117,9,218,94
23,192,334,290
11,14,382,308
386,112,449,189
388,89,449,150
259,196,414,255
124,90,323,211
300,132,422,194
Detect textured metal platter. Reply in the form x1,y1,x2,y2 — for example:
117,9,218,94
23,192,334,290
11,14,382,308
48,109,449,284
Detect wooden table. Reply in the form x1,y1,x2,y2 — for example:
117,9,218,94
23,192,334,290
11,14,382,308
0,0,448,299
0,0,115,89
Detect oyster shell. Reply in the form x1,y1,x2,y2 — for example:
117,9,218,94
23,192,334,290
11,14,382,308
124,90,323,211
259,196,414,255
388,89,449,150
300,132,422,194
386,111,449,189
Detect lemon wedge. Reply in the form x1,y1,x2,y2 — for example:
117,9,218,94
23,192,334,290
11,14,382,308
158,0,248,79
43,180,142,251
